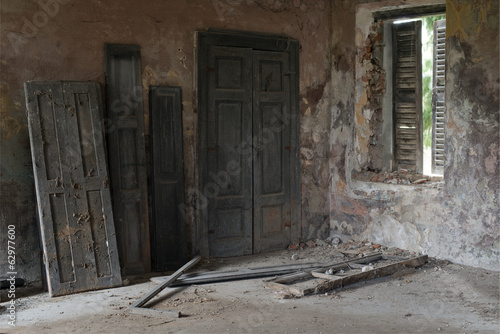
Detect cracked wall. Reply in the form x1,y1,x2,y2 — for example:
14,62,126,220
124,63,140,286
0,0,332,283
329,0,499,270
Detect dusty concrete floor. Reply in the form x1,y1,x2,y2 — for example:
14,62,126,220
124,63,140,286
1,247,499,334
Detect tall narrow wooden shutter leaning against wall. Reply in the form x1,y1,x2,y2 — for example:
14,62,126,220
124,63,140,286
392,21,423,173
104,44,151,275
432,19,446,175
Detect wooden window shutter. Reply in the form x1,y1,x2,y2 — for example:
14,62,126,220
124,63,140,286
392,21,423,173
431,19,446,174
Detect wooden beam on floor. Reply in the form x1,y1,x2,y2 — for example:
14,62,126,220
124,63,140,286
152,262,326,286
264,254,428,297
127,256,201,317
313,255,428,294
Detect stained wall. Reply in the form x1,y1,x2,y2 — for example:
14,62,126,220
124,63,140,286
329,0,499,270
0,0,332,283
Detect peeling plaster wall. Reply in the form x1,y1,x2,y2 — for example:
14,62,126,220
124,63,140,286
0,0,332,283
329,0,499,270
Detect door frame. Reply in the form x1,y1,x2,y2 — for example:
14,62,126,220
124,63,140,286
196,30,301,257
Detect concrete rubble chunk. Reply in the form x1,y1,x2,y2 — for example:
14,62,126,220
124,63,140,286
326,235,342,245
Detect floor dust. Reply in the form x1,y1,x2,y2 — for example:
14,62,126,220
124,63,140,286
1,247,498,334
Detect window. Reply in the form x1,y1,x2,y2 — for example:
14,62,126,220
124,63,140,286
354,4,447,180
389,15,446,175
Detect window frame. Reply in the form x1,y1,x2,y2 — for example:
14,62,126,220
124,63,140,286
353,2,446,180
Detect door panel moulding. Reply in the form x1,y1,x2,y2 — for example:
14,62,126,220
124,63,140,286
25,81,122,297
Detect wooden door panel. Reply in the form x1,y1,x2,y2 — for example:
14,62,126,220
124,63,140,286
253,51,292,253
260,102,285,195
149,86,187,271
86,190,113,277
105,44,150,275
216,101,244,196
25,81,122,296
48,193,75,284
206,46,253,257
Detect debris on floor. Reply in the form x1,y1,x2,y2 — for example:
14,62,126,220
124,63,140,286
264,254,428,297
138,239,428,314
288,236,415,259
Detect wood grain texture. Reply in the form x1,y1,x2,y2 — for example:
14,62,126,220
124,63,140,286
149,86,187,271
25,81,122,297
105,44,150,275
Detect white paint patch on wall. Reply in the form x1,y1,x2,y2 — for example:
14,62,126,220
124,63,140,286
362,215,429,253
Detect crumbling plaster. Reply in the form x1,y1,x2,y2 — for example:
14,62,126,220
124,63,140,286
329,0,499,270
0,0,332,283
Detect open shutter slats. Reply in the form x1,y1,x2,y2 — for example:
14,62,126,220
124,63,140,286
393,21,423,172
431,19,446,174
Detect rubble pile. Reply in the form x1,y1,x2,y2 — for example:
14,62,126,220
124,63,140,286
289,236,415,259
353,168,444,185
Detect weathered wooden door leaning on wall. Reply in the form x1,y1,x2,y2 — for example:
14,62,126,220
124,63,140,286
105,44,151,275
149,86,187,271
25,81,122,297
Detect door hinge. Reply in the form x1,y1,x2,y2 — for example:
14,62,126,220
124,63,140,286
208,230,215,234
284,146,291,150
207,67,215,72
207,147,216,152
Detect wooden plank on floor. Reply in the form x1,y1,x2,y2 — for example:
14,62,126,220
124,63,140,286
272,272,313,284
151,262,325,285
129,256,201,310
264,254,383,285
263,281,314,297
264,254,428,296
313,254,428,294
311,272,345,280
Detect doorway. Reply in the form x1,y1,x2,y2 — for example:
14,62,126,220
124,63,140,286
198,31,300,257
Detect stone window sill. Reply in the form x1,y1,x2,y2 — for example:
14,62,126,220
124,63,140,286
351,170,444,193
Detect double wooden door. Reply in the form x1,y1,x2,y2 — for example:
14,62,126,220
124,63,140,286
199,33,300,257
